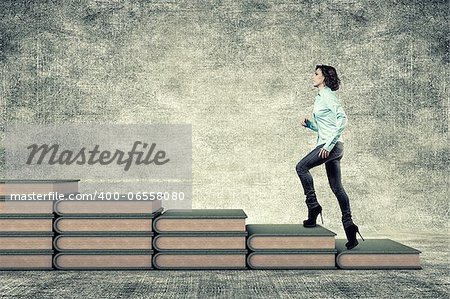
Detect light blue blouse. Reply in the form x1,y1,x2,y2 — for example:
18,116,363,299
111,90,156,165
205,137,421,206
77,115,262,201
305,86,348,152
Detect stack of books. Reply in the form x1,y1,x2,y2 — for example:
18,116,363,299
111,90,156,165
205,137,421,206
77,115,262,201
152,209,248,269
246,224,337,269
335,239,422,269
53,198,163,269
0,179,79,270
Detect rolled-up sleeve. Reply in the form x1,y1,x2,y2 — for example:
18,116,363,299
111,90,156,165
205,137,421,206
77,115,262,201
306,117,319,132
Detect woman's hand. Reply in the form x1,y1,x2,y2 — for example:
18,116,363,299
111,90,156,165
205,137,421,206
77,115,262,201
301,118,309,127
319,147,330,159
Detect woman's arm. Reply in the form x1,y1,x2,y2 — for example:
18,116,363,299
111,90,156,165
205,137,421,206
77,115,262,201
322,99,348,152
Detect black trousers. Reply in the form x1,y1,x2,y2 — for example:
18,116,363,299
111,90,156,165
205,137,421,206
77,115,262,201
295,141,353,228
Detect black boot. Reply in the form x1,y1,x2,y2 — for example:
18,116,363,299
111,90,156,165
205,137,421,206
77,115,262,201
344,224,364,250
303,205,323,227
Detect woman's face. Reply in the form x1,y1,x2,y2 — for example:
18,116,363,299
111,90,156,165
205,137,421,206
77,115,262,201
312,68,325,88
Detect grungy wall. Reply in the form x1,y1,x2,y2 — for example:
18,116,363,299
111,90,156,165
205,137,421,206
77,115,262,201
1,0,448,234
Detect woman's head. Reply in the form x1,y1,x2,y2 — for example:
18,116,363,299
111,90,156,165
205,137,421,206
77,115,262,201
313,65,341,91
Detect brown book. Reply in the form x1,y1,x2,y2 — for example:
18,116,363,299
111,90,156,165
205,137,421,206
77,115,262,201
54,199,162,216
54,234,153,251
0,233,53,250
53,251,153,269
0,179,79,196
153,232,247,250
153,250,247,269
153,209,247,233
0,200,53,215
247,251,337,269
0,251,53,270
0,215,53,232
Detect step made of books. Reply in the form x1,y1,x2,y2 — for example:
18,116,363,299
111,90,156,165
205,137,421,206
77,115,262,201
246,224,337,269
153,209,248,269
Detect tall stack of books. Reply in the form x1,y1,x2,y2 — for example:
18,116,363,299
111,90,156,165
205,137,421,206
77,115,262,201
0,179,79,270
246,224,337,269
152,209,248,269
53,198,163,269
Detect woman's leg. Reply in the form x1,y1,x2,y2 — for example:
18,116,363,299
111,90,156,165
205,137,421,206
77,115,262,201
295,144,344,210
324,146,354,228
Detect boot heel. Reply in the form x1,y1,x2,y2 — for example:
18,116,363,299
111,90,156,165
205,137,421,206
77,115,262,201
302,205,323,227
357,230,365,241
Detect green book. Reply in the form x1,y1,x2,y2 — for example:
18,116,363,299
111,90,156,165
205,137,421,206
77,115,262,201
153,232,248,251
53,250,154,270
153,250,248,270
336,239,422,269
153,209,247,233
247,224,336,251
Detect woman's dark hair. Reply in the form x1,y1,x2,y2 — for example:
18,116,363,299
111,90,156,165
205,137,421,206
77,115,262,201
316,64,341,91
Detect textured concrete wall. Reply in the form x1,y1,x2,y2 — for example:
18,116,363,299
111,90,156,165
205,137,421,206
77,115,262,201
1,0,448,233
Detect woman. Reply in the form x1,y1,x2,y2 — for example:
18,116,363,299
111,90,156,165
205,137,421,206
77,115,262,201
296,64,364,250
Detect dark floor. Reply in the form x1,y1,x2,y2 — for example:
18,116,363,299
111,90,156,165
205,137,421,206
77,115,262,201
0,232,448,299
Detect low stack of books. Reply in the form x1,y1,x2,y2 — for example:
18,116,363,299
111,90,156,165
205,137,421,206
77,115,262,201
152,209,248,269
335,239,422,269
246,224,337,269
0,179,79,270
53,198,163,270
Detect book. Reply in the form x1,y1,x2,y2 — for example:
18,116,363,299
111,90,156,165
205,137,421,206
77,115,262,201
335,239,422,269
0,215,54,232
0,232,54,250
153,250,248,269
0,179,79,196
153,232,247,251
0,250,54,270
54,233,153,251
247,250,337,269
54,199,162,216
53,251,153,269
153,209,247,233
54,209,162,233
246,224,336,251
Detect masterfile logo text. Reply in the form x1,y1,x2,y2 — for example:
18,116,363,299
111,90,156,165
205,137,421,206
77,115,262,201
26,141,170,171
